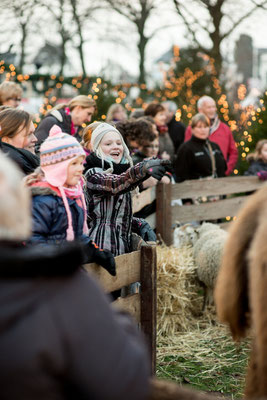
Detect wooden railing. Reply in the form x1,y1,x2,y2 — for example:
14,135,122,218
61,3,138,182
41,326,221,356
132,176,265,246
84,244,157,373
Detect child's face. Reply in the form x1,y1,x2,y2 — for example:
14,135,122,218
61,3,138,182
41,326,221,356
142,139,159,158
100,131,124,163
65,156,85,187
261,144,267,162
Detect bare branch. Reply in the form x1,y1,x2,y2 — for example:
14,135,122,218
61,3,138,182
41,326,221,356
222,0,267,39
172,0,208,51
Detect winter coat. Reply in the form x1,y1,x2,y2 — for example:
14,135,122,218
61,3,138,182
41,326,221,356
1,142,39,174
29,184,89,246
175,135,226,182
35,108,72,148
167,115,186,153
157,126,175,162
244,159,267,176
84,153,148,256
185,122,238,176
0,242,150,400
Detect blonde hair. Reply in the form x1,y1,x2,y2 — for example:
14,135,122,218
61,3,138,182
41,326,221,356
191,113,210,128
0,153,31,240
46,95,96,115
80,121,102,149
106,104,125,122
0,81,23,105
247,139,267,162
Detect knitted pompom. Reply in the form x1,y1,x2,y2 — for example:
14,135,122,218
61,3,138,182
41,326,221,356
49,125,63,137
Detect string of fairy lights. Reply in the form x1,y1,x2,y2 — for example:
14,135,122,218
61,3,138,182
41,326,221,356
1,51,266,180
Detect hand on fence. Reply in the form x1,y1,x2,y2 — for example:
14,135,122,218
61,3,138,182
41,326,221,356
87,241,116,276
143,158,171,181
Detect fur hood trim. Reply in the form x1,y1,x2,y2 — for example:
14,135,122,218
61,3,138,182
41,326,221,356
30,185,59,197
0,241,84,278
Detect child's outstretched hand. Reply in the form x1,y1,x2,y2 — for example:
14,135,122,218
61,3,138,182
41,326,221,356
143,159,171,181
87,241,116,276
257,171,267,181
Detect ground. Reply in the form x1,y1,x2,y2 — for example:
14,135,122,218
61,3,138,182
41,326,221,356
157,322,250,398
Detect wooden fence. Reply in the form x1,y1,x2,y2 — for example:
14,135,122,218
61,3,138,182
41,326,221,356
84,243,157,374
133,176,264,246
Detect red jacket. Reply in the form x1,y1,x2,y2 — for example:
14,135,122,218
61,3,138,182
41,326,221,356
185,121,238,175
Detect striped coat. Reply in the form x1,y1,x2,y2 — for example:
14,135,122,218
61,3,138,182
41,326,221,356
84,163,147,256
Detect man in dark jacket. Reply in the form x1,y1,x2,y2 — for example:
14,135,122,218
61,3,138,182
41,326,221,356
163,101,186,154
0,153,150,400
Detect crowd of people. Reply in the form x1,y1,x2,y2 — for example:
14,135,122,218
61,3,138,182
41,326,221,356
0,79,265,399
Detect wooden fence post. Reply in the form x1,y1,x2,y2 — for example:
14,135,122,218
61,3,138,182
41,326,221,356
140,244,157,374
156,183,172,245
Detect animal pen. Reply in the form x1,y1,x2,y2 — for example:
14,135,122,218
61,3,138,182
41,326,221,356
132,176,264,245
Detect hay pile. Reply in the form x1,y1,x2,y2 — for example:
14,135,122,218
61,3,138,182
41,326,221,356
157,244,206,338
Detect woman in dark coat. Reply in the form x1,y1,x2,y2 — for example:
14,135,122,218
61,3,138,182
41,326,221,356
0,108,39,174
0,153,150,400
244,139,267,176
35,95,96,147
175,113,226,182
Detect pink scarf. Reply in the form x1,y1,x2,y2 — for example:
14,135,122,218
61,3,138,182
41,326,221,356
65,107,76,136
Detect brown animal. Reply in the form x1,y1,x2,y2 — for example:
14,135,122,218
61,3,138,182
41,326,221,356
215,185,267,398
148,378,225,400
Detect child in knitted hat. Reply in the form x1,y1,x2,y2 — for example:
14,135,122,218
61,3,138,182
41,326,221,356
27,124,116,276
83,122,171,256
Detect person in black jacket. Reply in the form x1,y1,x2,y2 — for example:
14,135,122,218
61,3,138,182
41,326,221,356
0,153,150,400
35,95,96,147
0,108,39,174
175,113,226,182
244,139,267,176
163,101,186,153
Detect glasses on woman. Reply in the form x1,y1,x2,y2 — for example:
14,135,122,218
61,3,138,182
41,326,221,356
144,144,159,149
7,98,21,102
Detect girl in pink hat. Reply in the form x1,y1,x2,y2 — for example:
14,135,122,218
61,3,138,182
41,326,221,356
26,124,116,276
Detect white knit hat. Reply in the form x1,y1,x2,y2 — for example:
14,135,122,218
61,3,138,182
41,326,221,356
91,122,133,172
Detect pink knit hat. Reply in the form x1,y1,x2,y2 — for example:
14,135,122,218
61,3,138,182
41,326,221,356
40,125,88,241
40,125,85,186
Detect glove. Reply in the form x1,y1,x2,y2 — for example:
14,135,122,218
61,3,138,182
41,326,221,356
86,241,116,276
138,219,157,242
257,171,267,181
143,158,172,181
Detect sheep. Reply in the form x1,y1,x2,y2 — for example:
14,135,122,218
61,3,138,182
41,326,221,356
173,222,228,308
193,223,228,308
173,223,199,248
214,185,267,398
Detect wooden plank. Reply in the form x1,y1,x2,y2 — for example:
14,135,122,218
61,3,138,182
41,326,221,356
84,250,141,293
156,183,173,245
132,187,156,213
140,244,157,375
171,196,250,224
112,294,141,322
172,176,263,199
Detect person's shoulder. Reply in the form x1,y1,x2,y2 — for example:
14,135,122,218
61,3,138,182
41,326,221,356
31,186,60,207
219,121,232,133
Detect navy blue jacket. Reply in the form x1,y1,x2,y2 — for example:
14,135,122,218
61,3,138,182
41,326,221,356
29,185,90,246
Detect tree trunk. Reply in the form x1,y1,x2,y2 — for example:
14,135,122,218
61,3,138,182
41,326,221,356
138,34,148,85
70,0,87,77
208,1,224,77
19,22,27,73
